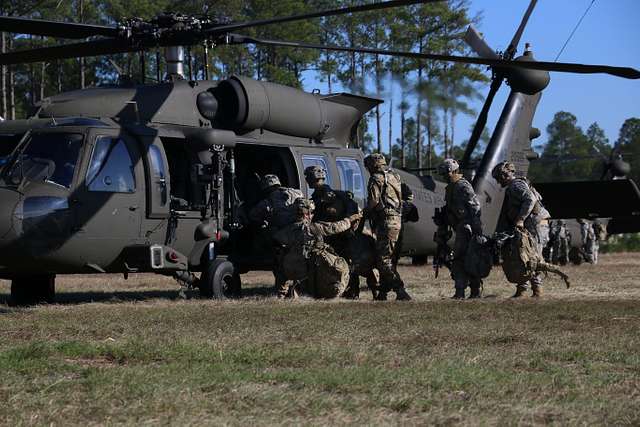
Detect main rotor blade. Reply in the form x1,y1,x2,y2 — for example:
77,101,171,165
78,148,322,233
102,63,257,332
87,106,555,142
210,0,443,34
461,78,502,169
0,39,139,66
0,15,120,39
229,35,640,79
505,0,538,59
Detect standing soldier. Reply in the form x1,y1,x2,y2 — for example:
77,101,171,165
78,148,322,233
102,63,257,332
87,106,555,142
363,153,412,301
578,219,597,264
304,166,379,299
552,219,570,265
273,198,363,298
435,159,484,299
492,161,550,298
249,174,304,297
592,219,607,264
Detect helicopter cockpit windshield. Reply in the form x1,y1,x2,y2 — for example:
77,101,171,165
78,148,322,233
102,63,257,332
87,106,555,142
0,133,83,189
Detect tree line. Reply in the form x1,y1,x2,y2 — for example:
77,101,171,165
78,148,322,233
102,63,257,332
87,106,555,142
0,0,487,171
528,113,640,185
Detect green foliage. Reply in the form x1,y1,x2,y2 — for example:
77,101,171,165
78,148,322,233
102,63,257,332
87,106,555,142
601,233,640,253
616,117,640,183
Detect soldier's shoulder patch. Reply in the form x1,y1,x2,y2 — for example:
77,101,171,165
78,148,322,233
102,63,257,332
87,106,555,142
369,173,385,185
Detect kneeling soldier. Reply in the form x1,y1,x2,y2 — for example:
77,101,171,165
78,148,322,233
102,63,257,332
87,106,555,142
273,198,362,298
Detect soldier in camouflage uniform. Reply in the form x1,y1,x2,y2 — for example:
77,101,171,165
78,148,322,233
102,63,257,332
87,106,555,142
248,174,304,231
364,153,412,301
304,165,379,299
273,198,363,298
578,218,597,264
248,174,304,297
492,161,550,298
436,159,484,299
551,219,570,265
592,219,607,264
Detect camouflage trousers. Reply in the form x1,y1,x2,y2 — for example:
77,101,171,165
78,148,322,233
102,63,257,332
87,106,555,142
373,214,406,292
522,221,549,289
451,223,481,291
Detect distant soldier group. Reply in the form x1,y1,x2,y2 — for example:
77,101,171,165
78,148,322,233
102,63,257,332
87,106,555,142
577,218,607,264
247,154,570,301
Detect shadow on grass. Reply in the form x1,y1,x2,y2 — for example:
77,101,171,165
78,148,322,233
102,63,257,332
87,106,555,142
0,284,276,307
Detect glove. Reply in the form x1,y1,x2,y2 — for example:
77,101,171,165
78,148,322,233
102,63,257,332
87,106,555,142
349,212,363,223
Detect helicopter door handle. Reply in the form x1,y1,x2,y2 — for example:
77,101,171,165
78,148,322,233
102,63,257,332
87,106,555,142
129,205,139,211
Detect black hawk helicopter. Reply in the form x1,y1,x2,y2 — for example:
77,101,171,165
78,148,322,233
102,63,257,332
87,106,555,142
0,0,638,305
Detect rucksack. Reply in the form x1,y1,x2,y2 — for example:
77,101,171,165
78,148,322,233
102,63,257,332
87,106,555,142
464,235,493,279
309,246,350,298
501,228,570,287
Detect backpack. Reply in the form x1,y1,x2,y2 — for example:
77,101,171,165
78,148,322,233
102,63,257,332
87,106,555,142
270,187,304,228
501,228,570,287
501,228,540,284
464,235,493,279
309,246,350,298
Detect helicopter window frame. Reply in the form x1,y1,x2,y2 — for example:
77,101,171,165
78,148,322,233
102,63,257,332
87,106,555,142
301,154,333,197
86,136,136,193
0,131,83,189
336,157,366,206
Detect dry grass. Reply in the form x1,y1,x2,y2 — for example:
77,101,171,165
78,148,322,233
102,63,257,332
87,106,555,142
0,253,639,425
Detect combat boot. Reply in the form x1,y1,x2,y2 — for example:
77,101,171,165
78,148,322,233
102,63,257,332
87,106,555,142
396,287,412,301
468,287,482,299
511,285,526,298
451,288,465,300
374,291,387,301
531,284,542,298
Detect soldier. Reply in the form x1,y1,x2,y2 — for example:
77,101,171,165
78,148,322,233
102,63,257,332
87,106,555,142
552,219,570,265
363,153,412,301
578,218,597,264
592,219,607,264
492,161,550,298
273,198,363,298
248,174,304,231
248,174,304,297
303,165,378,299
435,159,484,299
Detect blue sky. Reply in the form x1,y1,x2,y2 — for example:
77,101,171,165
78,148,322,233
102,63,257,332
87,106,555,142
303,0,640,154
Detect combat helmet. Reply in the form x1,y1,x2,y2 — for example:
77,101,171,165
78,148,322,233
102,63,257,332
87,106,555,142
260,174,281,191
437,158,460,176
364,153,387,171
294,198,315,216
304,165,327,184
491,161,516,181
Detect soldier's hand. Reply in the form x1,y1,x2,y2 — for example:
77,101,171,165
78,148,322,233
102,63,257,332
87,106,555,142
349,212,363,223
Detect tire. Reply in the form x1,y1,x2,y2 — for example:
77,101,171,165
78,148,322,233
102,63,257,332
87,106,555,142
200,259,241,299
9,275,55,306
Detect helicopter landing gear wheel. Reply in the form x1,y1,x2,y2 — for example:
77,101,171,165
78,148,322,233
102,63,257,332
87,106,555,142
9,274,55,306
200,259,241,299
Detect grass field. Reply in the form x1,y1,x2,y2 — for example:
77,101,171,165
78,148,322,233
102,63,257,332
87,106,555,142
1,254,639,425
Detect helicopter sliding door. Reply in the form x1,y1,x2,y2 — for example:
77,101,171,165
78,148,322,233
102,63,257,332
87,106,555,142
70,128,144,271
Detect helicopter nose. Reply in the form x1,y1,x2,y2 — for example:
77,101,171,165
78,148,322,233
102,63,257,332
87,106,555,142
0,188,21,239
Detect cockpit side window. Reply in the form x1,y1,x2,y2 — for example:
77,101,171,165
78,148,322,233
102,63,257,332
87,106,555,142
301,154,332,196
336,157,365,206
1,132,83,188
86,136,136,193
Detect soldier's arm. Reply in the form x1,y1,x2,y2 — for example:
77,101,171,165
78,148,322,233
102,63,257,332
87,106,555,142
512,180,536,224
460,182,483,234
312,218,352,237
366,175,384,211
